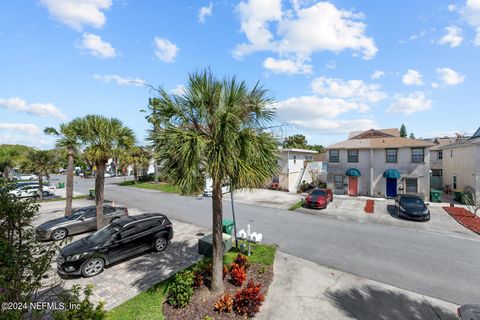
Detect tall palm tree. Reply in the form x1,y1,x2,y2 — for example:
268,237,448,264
44,120,82,217
76,115,135,230
20,149,59,200
123,146,151,181
148,70,279,293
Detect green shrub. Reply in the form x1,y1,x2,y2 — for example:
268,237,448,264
167,270,195,308
52,285,106,320
119,180,136,186
138,174,154,182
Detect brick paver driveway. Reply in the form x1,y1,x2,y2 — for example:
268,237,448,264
36,200,209,310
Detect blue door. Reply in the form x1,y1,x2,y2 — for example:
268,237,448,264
386,178,397,197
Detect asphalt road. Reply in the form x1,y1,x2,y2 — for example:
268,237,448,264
60,175,480,305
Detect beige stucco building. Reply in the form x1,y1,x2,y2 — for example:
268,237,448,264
441,127,480,195
325,129,434,200
428,137,457,190
274,148,318,192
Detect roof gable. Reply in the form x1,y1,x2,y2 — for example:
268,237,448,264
470,126,480,140
349,128,399,140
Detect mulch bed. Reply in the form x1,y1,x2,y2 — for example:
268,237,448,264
163,264,273,320
364,199,374,214
443,207,480,234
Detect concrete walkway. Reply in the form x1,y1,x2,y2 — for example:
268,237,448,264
259,252,459,320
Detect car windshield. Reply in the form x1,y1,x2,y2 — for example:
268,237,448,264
312,190,326,196
87,223,120,244
400,197,424,207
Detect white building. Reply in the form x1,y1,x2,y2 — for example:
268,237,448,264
326,129,434,200
273,148,318,192
441,127,480,195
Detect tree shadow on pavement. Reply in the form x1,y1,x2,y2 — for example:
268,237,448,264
327,285,457,320
126,240,202,291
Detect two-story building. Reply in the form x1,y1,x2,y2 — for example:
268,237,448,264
428,137,457,190
274,148,318,192
441,127,480,195
326,128,434,200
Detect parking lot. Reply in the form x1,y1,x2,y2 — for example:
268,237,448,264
296,196,477,238
36,200,209,310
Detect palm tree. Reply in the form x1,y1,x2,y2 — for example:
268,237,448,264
76,115,135,230
44,120,82,217
20,149,59,200
147,70,279,293
123,146,151,181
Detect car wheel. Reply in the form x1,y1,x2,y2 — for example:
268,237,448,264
153,236,168,252
42,191,49,197
110,217,120,224
81,258,104,277
51,228,68,241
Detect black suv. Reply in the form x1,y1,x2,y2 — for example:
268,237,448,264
57,213,173,277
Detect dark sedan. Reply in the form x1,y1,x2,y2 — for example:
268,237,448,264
36,205,128,241
57,213,173,277
458,304,480,319
394,194,430,221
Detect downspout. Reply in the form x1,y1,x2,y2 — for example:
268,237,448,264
370,149,374,196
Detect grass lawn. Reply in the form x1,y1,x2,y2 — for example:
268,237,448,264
288,200,303,211
118,181,178,193
106,242,276,320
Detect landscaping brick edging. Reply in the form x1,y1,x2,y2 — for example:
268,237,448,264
443,207,480,235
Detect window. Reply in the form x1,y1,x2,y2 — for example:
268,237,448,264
450,150,453,158
405,178,418,193
411,148,425,163
431,169,443,176
386,149,398,163
103,206,115,215
305,155,313,161
120,225,137,239
453,175,457,189
329,150,339,163
347,150,358,163
334,175,343,189
438,151,443,160
83,210,96,219
293,155,296,164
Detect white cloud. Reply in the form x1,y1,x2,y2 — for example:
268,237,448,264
462,0,480,45
93,74,145,86
371,70,385,79
274,96,369,118
263,57,312,74
40,0,112,31
154,37,179,63
80,33,116,58
310,77,387,103
402,69,423,86
431,82,439,88
0,123,48,146
436,67,465,85
171,84,186,95
438,26,463,47
234,0,377,66
325,60,336,69
387,92,432,115
287,118,377,133
0,123,40,135
198,2,213,23
0,97,67,120
448,4,457,12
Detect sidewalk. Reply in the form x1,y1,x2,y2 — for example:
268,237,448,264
258,252,458,320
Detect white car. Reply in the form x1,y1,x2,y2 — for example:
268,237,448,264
16,174,38,181
9,184,56,198
104,172,114,178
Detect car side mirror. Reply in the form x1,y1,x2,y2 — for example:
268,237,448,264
426,203,430,206
80,216,85,221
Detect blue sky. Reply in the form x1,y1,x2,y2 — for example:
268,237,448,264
1,0,479,149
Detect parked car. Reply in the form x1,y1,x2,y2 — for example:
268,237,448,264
16,174,38,181
458,304,480,320
56,213,173,277
9,184,55,198
104,171,114,178
35,205,129,241
394,194,430,221
304,188,330,209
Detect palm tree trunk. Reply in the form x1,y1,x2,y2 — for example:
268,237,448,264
95,162,106,230
134,164,138,181
211,178,224,293
65,149,74,217
154,160,159,183
38,175,43,200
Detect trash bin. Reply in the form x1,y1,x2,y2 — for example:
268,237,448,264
89,189,95,198
58,182,65,188
430,189,442,203
222,219,235,235
453,190,464,202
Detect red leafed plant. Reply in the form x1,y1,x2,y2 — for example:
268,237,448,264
214,293,234,313
364,199,374,214
233,253,250,271
233,280,265,317
229,263,247,287
193,270,204,288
